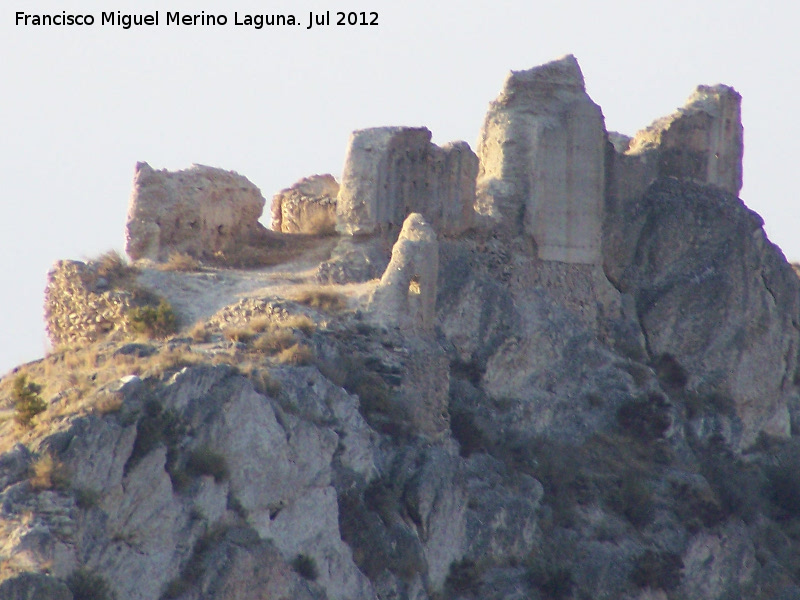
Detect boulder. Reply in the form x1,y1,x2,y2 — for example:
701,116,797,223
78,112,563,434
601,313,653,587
125,162,267,261
271,174,339,235
476,54,606,264
336,127,477,236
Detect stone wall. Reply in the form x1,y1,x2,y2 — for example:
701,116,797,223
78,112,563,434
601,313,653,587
476,55,606,264
271,174,339,235
44,260,136,347
336,127,478,237
625,84,743,196
125,162,268,261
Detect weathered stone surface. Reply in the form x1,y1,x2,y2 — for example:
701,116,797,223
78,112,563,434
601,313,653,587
44,259,137,347
336,127,477,236
368,213,438,332
626,84,743,196
0,573,72,600
613,178,800,448
271,174,339,235
476,54,605,264
125,162,267,261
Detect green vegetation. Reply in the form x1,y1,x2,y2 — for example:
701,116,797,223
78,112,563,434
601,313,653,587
128,300,178,338
66,568,116,600
12,373,47,427
185,446,229,483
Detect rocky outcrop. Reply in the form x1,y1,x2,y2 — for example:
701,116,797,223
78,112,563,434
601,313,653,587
610,178,800,448
336,127,478,237
476,54,606,264
125,162,268,261
368,213,438,332
271,174,339,235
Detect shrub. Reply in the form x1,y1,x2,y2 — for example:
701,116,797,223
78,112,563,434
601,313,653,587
128,300,178,338
74,487,101,510
30,454,70,490
186,446,229,482
66,568,116,600
223,327,256,344
12,374,47,427
291,553,318,581
95,249,137,286
630,550,683,590
158,252,200,272
254,328,296,355
276,343,314,366
283,314,316,335
293,288,347,312
616,393,671,441
189,322,210,343
526,562,573,600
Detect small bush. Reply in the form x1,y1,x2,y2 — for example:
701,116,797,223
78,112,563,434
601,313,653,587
189,322,210,343
276,343,314,366
526,563,573,600
253,328,296,355
95,249,137,286
128,300,178,338
12,374,47,427
630,550,683,590
293,288,347,312
186,446,229,483
30,454,69,490
158,252,200,272
74,487,101,510
291,553,318,581
616,393,671,441
283,314,316,335
244,367,282,397
66,568,116,600
223,327,256,344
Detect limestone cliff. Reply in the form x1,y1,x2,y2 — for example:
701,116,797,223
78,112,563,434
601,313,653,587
4,55,800,600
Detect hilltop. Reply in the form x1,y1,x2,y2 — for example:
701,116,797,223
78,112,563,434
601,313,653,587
2,55,800,600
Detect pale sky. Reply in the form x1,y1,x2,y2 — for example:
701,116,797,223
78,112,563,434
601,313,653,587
2,0,798,375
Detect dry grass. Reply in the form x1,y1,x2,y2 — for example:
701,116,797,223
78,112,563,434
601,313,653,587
293,288,348,313
276,344,314,366
30,454,69,490
283,314,316,335
158,252,201,272
253,329,296,355
189,322,211,343
94,249,138,285
249,316,274,333
238,363,282,397
223,328,256,344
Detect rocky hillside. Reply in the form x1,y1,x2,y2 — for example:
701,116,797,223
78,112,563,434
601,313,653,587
2,55,800,600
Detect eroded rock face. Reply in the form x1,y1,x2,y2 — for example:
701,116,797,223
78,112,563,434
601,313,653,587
271,174,339,235
476,54,605,264
613,178,800,448
125,162,267,261
336,128,477,237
